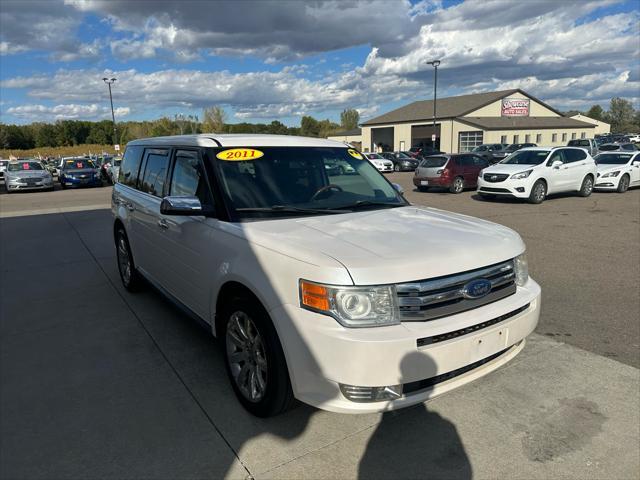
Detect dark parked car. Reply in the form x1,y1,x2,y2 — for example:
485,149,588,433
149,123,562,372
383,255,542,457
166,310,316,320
413,153,489,193
407,146,443,159
380,152,420,171
472,143,508,163
598,143,638,152
59,158,103,189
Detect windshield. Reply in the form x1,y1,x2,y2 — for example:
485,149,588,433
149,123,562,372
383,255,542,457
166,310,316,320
599,144,620,151
366,153,382,159
594,153,634,165
502,150,550,165
568,140,590,147
396,152,413,159
8,161,44,171
214,147,405,219
63,159,95,169
420,156,448,168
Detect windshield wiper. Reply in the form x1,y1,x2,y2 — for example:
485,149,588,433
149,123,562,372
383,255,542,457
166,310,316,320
236,205,348,215
333,200,403,210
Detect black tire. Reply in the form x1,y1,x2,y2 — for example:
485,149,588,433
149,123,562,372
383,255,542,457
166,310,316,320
60,182,66,190
449,176,464,194
617,174,630,193
579,175,594,197
393,163,400,172
417,186,428,192
528,180,547,204
115,227,143,292
221,295,294,417
479,193,495,201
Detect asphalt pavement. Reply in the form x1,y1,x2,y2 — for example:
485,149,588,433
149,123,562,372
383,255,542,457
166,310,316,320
0,179,638,479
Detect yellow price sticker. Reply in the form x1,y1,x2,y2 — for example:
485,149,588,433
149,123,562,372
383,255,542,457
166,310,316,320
347,149,363,160
216,148,264,161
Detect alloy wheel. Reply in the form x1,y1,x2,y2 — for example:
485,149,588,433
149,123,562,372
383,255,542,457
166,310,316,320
534,183,546,202
117,235,131,285
454,178,464,193
226,311,268,403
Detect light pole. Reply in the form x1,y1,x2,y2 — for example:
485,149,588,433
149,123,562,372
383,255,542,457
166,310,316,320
102,77,117,147
426,60,440,149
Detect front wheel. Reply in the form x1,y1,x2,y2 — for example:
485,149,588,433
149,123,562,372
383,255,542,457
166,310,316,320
393,163,400,172
617,174,630,193
528,180,546,204
579,175,594,197
222,296,294,417
449,176,464,194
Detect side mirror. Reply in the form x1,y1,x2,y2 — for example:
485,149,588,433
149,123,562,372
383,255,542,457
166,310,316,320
160,196,206,216
392,183,404,195
551,160,563,168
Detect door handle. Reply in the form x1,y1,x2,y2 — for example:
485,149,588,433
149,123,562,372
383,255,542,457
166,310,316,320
157,218,169,229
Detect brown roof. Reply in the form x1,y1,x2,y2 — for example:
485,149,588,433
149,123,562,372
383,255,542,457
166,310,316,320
458,117,595,130
362,89,521,126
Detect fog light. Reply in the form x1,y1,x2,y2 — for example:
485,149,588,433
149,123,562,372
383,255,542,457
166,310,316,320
515,187,525,193
340,383,403,402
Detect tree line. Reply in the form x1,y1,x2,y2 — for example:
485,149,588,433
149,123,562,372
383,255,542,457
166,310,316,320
574,98,640,134
0,107,361,150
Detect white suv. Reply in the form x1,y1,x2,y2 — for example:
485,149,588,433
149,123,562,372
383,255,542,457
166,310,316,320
112,134,540,417
477,147,597,204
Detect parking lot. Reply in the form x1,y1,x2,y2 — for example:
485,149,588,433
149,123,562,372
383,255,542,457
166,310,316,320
1,177,638,479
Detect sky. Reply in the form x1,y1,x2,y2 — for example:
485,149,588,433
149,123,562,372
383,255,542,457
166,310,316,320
0,0,638,126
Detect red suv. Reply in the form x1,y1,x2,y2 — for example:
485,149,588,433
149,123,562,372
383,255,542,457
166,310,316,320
413,153,489,193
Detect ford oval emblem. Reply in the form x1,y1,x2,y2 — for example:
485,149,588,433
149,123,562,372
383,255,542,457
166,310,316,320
462,279,492,299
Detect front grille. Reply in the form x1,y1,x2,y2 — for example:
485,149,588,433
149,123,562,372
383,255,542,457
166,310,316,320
483,173,509,182
403,344,518,395
25,177,42,184
396,259,516,321
416,303,530,347
479,187,511,193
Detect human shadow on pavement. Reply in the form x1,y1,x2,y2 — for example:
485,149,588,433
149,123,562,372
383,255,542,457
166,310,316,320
358,351,472,480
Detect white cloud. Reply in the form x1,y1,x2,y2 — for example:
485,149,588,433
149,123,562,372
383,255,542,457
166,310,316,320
3,103,130,121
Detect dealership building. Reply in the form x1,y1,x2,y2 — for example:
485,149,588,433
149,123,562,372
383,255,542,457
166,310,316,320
360,89,597,153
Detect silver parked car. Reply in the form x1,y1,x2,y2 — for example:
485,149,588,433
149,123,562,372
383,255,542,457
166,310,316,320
5,160,55,193
108,158,122,184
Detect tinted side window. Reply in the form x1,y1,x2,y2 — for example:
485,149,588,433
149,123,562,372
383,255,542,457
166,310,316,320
169,150,212,205
140,150,169,197
118,145,144,187
565,149,587,163
472,155,488,167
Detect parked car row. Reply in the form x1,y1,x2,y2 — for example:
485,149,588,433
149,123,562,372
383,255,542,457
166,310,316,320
2,157,106,193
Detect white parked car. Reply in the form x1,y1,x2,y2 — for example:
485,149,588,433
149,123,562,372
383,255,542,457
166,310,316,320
627,134,640,143
108,158,122,184
594,151,640,193
477,147,597,204
365,153,393,173
113,135,540,417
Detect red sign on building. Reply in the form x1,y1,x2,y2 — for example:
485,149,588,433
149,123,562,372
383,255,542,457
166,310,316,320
501,98,530,117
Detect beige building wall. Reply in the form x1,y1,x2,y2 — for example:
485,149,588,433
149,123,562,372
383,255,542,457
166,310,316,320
481,128,594,147
327,134,362,144
570,114,610,135
466,91,557,117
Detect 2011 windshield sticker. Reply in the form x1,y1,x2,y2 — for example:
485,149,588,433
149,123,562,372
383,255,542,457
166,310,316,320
347,149,363,160
216,148,264,161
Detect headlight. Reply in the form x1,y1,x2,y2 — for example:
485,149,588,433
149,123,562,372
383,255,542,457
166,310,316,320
514,253,528,287
511,169,533,179
300,280,399,327
601,171,620,178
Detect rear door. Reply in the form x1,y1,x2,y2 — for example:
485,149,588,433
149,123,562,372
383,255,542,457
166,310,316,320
128,148,171,283
563,148,590,190
468,155,489,187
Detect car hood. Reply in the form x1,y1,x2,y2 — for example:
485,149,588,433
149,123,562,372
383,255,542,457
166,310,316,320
237,206,524,285
6,170,48,178
596,164,626,173
483,163,540,174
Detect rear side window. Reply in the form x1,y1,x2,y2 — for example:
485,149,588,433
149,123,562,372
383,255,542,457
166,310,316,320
118,145,144,187
139,149,169,197
472,155,488,167
564,149,587,163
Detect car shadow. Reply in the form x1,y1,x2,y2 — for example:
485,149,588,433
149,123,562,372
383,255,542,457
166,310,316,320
358,351,472,480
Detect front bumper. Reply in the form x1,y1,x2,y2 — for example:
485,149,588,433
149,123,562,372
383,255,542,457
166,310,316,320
61,176,102,187
376,165,394,173
6,180,54,191
272,277,541,413
477,176,533,198
594,174,621,190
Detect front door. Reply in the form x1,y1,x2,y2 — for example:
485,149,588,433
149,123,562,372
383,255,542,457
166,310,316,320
545,149,572,193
